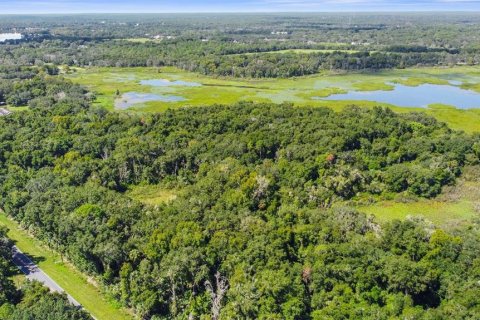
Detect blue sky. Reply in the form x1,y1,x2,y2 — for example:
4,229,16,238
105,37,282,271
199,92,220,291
1,0,480,13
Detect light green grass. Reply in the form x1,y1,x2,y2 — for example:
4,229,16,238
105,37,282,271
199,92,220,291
6,105,29,112
425,104,480,134
0,212,133,320
392,77,450,86
359,199,476,226
66,65,480,133
12,273,26,288
305,87,348,98
232,49,361,55
357,172,480,227
119,38,162,43
461,82,480,92
126,185,179,206
352,81,395,91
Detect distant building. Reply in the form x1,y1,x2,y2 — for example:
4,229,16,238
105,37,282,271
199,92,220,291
0,32,23,42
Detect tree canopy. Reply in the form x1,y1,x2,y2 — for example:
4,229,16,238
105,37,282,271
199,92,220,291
0,74,479,319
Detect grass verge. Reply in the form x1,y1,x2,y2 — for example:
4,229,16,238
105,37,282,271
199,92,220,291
0,212,133,320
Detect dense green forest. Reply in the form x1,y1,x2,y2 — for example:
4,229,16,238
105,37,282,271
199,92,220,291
1,13,479,77
1,13,480,320
0,227,92,320
1,74,480,319
2,13,480,47
0,65,63,107
0,38,475,78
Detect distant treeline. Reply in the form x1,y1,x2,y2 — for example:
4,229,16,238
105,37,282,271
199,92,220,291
1,39,478,78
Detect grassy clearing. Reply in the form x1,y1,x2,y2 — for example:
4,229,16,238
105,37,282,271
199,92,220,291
357,167,480,227
359,198,476,226
119,38,162,43
0,212,133,320
352,81,395,91
6,105,29,112
392,77,450,86
425,105,480,134
126,185,180,206
66,66,480,133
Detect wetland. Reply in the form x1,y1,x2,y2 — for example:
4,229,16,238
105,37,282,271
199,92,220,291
67,65,480,132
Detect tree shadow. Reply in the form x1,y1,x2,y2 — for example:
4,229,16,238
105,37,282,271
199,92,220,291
10,239,47,276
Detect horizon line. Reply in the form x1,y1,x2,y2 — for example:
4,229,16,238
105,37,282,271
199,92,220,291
2,10,480,15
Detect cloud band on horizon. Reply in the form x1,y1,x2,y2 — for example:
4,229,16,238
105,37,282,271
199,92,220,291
0,0,480,13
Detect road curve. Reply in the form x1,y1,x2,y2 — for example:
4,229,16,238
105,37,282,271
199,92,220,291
12,245,82,307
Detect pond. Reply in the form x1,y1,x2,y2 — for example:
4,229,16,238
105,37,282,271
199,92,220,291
140,79,201,87
315,83,480,109
115,92,186,109
0,33,22,42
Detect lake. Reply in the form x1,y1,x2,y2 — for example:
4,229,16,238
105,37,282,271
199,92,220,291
0,33,22,42
115,92,186,109
316,83,480,109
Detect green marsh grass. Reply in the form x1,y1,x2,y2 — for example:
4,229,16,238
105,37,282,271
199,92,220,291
66,66,480,133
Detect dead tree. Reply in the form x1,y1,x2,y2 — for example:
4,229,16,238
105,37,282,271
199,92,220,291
205,272,229,320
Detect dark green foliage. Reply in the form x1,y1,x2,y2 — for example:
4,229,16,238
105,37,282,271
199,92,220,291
0,39,468,78
1,13,480,319
8,282,91,320
1,75,480,319
0,227,17,307
0,66,87,107
0,227,91,320
1,13,480,78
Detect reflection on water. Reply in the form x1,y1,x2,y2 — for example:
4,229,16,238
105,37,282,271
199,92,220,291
115,92,186,109
140,79,201,87
315,83,480,109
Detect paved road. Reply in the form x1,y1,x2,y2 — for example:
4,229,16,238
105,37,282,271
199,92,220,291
12,245,82,307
